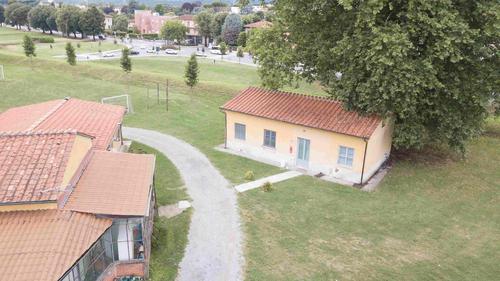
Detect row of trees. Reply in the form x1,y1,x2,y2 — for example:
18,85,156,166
196,12,246,47
2,2,105,40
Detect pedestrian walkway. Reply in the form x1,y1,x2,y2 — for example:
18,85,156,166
235,171,303,193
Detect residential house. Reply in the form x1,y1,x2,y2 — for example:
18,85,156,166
244,20,272,32
220,87,393,184
0,99,156,281
134,10,177,34
178,14,203,45
105,15,113,30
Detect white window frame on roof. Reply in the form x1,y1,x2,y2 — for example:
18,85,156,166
337,146,355,167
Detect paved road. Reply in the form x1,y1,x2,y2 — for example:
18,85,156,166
122,127,244,281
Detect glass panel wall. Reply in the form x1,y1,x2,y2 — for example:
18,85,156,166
59,218,145,281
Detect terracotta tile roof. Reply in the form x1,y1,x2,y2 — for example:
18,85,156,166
0,131,77,204
0,98,126,150
178,14,194,21
35,99,126,150
244,20,272,29
65,151,155,216
0,100,65,132
0,209,111,281
221,87,381,138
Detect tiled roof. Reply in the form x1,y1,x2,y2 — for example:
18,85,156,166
0,209,111,281
0,98,126,150
0,100,65,132
65,151,155,216
0,131,77,204
221,87,381,138
35,99,126,150
244,20,272,29
178,14,194,21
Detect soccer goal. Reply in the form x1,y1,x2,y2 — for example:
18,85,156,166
0,65,5,81
101,94,134,114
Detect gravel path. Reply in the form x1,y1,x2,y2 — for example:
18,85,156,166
123,127,244,281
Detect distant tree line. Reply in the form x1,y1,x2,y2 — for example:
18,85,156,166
2,1,105,40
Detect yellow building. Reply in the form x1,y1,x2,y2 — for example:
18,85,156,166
220,87,394,184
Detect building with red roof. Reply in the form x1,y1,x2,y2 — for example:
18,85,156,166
0,99,156,281
221,87,394,184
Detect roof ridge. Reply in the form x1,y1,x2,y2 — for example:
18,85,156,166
250,86,337,103
0,129,78,138
28,98,69,131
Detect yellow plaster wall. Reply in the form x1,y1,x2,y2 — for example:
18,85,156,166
225,111,393,183
226,112,366,172
62,135,92,187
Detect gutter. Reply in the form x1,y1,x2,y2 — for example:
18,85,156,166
223,111,228,149
360,138,368,185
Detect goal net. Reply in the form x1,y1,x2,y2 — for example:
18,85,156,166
101,94,134,114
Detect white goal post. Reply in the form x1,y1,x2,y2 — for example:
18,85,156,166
101,94,134,114
0,65,5,81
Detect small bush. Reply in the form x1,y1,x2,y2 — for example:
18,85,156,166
32,36,54,43
143,33,159,40
76,43,81,48
128,33,139,39
244,171,255,181
261,181,273,192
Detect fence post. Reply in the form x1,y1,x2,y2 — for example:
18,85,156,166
166,79,169,111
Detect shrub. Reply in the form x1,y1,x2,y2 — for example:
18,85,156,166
244,171,255,181
143,33,159,40
32,36,54,43
261,181,273,192
128,33,139,39
76,43,81,48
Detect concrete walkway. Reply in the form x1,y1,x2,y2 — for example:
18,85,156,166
123,127,243,281
235,171,303,193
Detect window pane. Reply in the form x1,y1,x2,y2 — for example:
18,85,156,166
264,130,276,148
347,148,354,158
235,123,246,140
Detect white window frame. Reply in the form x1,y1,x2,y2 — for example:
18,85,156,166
337,146,355,167
234,123,246,140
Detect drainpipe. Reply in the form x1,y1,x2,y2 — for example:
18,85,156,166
119,123,123,146
360,138,368,185
223,111,228,149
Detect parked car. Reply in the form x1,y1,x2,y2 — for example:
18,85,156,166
210,49,222,55
195,52,207,57
129,50,140,55
165,49,178,55
146,49,156,54
102,53,115,57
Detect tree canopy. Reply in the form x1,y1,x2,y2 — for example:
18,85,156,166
0,6,5,25
79,6,104,40
112,14,128,32
249,0,500,152
222,14,242,46
28,5,56,33
160,20,187,45
56,5,82,38
5,2,30,29
194,11,213,46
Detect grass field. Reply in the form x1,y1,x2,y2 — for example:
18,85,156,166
0,27,119,59
1,27,499,281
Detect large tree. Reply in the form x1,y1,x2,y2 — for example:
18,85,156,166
5,2,30,29
112,14,128,32
28,5,56,33
248,0,500,152
56,5,82,38
221,13,241,46
80,6,105,40
210,12,227,40
160,20,187,48
194,11,213,46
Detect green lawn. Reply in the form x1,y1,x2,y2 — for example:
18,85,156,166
240,122,500,281
1,26,499,281
0,27,119,59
